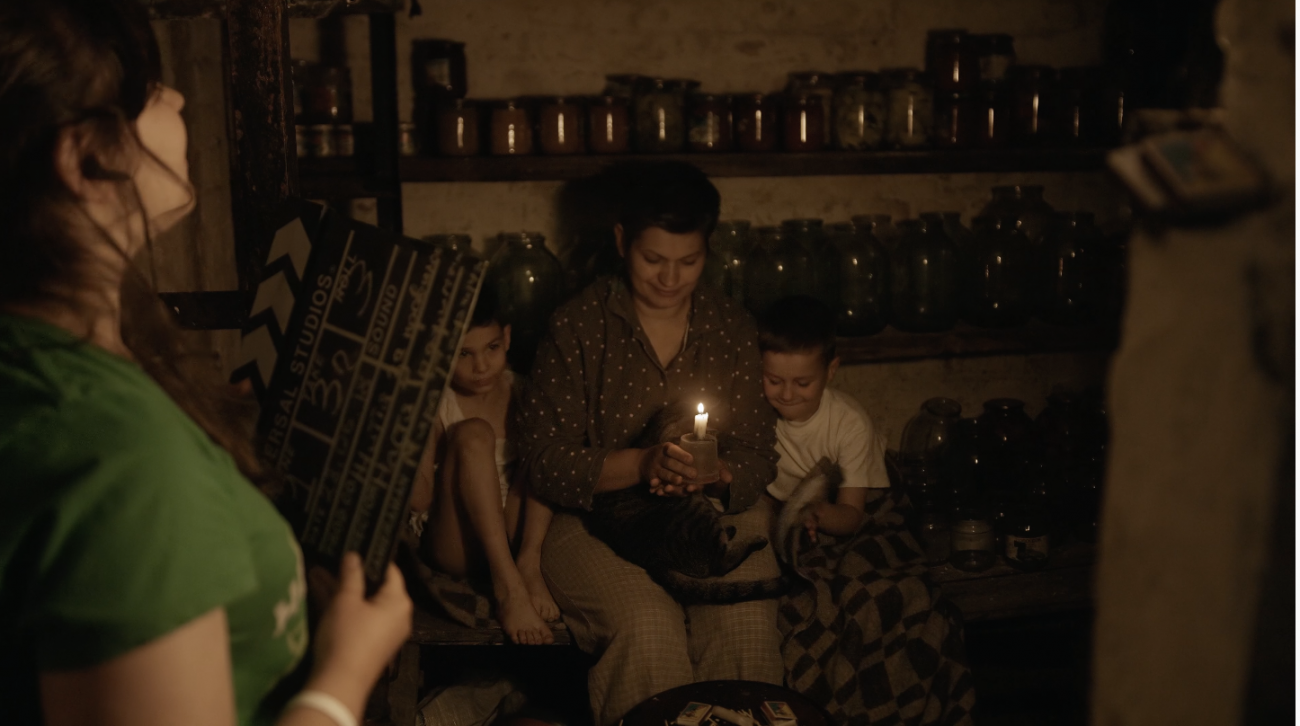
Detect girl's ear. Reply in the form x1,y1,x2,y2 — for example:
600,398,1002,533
52,125,118,203
614,224,627,258
501,324,512,351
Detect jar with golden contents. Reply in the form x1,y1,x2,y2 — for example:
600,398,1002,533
436,99,480,156
587,95,630,154
734,93,780,152
783,91,826,152
490,99,534,155
539,96,584,155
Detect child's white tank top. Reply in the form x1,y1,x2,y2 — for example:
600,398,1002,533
434,370,517,507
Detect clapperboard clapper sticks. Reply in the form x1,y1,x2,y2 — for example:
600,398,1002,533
231,200,485,592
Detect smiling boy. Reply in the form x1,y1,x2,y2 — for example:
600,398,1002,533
758,296,891,541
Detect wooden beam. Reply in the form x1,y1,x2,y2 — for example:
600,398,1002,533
224,0,298,290
143,0,227,20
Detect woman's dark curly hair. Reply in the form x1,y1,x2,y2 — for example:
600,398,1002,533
0,0,271,490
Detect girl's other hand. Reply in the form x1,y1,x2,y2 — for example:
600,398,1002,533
641,442,697,494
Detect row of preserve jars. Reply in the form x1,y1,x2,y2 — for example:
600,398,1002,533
711,198,1127,336
898,391,1109,570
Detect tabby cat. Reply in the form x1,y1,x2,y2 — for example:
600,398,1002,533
584,407,788,604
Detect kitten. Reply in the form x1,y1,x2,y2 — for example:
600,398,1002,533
584,407,788,604
772,461,838,581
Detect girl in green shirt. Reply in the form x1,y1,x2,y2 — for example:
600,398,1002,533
0,1,412,724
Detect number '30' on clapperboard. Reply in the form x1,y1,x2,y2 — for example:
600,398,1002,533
231,200,485,590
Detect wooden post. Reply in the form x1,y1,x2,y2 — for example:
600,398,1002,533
368,12,403,233
223,0,299,290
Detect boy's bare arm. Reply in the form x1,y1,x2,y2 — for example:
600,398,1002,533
805,487,888,539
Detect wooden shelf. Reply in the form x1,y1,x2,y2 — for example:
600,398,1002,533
298,147,1110,196
836,321,1118,364
931,542,1096,622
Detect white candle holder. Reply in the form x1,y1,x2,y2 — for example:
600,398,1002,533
678,430,720,485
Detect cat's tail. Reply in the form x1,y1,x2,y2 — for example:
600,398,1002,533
657,570,792,604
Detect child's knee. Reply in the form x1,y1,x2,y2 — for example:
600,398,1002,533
448,418,495,453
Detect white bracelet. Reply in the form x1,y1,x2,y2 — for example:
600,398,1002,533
286,689,358,726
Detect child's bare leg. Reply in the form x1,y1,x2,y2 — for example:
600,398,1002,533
422,419,551,645
513,490,559,621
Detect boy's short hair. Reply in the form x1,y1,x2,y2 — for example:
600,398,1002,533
757,295,838,365
469,280,504,329
617,161,721,246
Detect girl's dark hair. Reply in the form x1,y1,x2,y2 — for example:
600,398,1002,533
757,295,838,366
617,161,721,247
469,279,503,329
0,0,271,490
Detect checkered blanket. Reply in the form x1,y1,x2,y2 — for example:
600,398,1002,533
777,489,977,726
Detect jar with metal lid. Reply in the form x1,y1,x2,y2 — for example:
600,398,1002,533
422,233,475,256
487,232,565,371
587,96,630,154
634,78,685,153
734,93,780,152
436,99,480,156
900,397,964,494
539,97,584,155
833,72,886,150
705,220,751,302
972,81,1011,148
972,33,1016,84
603,74,643,99
949,512,996,572
926,29,979,93
830,221,889,336
1055,67,1102,146
962,215,1033,328
1008,65,1057,147
889,218,958,332
1001,501,1050,570
687,93,732,152
932,92,972,148
305,66,353,125
783,92,826,152
786,71,835,144
883,69,933,149
490,99,534,156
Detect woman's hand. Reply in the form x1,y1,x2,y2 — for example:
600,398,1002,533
641,442,698,496
305,553,412,719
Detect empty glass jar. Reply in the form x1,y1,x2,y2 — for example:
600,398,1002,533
889,218,959,332
778,219,834,307
1041,211,1105,326
830,222,889,336
962,215,1033,328
487,232,565,371
705,220,751,303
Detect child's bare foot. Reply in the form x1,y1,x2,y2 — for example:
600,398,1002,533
495,584,553,645
517,556,560,622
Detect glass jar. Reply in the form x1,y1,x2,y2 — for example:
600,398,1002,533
436,99,480,156
687,93,733,152
949,514,996,572
972,33,1016,83
1096,229,1129,326
487,232,565,371
777,219,833,307
539,96,584,155
972,81,1012,148
423,233,474,256
1041,211,1105,326
602,74,643,99
1008,65,1058,147
980,184,1057,247
705,220,751,303
489,99,534,156
1001,501,1050,570
963,215,1033,328
852,214,899,252
634,78,685,153
743,226,781,317
917,507,952,567
926,29,979,93
932,92,973,148
889,219,959,332
786,71,835,146
290,59,313,123
1095,69,1128,146
830,222,889,336
587,95,631,154
734,93,780,152
974,398,1040,496
833,72,886,150
940,212,974,251
398,122,419,156
900,397,965,493
883,69,934,149
305,66,353,125
783,92,826,152
411,40,467,150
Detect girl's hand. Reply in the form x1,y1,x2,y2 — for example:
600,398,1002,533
306,553,412,718
641,443,697,495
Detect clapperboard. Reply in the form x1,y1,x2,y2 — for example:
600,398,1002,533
231,200,485,589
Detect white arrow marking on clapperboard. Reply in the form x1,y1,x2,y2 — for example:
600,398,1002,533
241,324,278,387
268,217,312,279
250,270,295,333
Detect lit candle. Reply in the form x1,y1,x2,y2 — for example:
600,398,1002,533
694,403,708,439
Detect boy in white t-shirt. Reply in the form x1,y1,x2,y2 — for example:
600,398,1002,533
758,296,891,542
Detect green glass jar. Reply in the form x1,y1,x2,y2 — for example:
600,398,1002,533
962,215,1033,328
830,221,888,336
1041,211,1105,326
852,213,899,253
705,220,751,304
487,232,565,372
889,218,959,332
743,226,781,317
777,219,833,308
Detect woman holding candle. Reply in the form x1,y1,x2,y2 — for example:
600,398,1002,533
519,162,782,726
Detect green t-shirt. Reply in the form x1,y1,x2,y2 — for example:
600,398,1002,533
0,315,308,725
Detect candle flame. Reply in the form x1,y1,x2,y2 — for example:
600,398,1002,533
698,403,704,414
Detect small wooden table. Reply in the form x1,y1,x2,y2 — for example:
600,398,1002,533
931,541,1096,621
623,680,828,726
